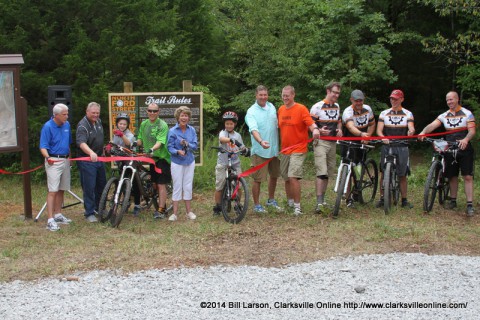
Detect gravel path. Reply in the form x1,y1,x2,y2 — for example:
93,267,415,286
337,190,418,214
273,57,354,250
1,253,479,319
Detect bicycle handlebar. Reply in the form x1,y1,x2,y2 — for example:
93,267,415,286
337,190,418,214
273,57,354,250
336,140,376,149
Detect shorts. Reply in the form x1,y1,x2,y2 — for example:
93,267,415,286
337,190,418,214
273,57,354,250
380,145,410,177
215,163,242,191
314,140,337,178
250,154,280,183
279,153,306,180
340,145,366,165
150,158,172,184
45,158,71,192
444,145,475,178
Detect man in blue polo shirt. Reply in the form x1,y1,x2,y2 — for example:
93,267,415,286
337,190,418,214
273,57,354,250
245,85,282,213
40,103,72,231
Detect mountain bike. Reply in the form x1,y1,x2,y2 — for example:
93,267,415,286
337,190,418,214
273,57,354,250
332,140,378,217
381,140,408,214
211,146,249,224
98,142,171,227
422,138,458,212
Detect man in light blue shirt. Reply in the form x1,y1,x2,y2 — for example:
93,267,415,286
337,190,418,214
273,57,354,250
245,85,282,213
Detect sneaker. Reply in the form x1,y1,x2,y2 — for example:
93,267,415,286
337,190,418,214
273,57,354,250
346,199,355,208
85,214,98,223
447,201,457,210
133,205,141,217
315,202,327,214
187,212,197,220
254,204,266,213
287,201,294,209
153,210,166,219
266,199,283,211
213,205,222,216
401,201,413,209
54,213,71,224
376,199,384,208
46,220,60,231
168,213,178,221
293,207,303,216
466,206,475,217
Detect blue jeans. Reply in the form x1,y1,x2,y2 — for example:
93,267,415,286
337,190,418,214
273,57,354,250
77,161,107,216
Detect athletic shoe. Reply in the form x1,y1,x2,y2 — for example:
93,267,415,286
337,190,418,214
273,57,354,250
401,201,413,209
346,199,355,208
85,214,98,223
54,213,71,224
266,199,283,211
187,212,197,220
46,220,60,231
254,204,266,213
153,211,166,219
466,206,475,217
315,202,327,214
213,205,222,216
168,213,178,221
376,199,384,208
447,201,457,210
293,207,303,216
133,205,141,217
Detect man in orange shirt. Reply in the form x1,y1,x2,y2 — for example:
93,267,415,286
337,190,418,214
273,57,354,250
278,85,320,215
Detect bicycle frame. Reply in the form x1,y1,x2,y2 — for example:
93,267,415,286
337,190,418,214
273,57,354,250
334,141,374,195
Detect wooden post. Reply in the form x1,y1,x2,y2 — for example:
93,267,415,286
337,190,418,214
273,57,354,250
124,82,133,93
182,80,192,92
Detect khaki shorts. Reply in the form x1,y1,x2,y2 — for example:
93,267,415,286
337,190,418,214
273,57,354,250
279,153,307,180
314,140,337,178
46,158,71,192
250,154,280,182
215,163,242,191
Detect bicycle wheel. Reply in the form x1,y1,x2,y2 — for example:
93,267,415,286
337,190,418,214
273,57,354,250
110,179,132,228
139,172,159,211
221,177,249,224
423,161,442,212
383,162,393,214
98,177,119,223
392,171,400,206
333,165,348,218
439,176,450,205
358,159,378,204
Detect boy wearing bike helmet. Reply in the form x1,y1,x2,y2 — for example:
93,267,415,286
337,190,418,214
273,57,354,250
213,111,249,215
112,113,141,215
112,113,135,148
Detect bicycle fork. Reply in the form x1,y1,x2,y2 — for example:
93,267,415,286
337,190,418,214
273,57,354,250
334,163,352,194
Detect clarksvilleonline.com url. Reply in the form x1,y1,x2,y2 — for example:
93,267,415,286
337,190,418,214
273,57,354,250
200,301,468,310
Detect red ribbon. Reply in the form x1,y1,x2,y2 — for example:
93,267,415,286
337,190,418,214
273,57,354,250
229,127,468,200
0,155,162,175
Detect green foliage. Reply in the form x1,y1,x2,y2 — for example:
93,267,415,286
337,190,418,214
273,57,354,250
216,0,399,108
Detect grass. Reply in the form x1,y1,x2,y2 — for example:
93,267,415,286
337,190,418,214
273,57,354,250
0,148,479,282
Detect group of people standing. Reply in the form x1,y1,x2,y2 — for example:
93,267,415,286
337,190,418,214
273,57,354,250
39,83,475,231
40,102,198,231
242,83,475,217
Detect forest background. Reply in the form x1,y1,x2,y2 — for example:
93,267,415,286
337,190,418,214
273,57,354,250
0,0,479,172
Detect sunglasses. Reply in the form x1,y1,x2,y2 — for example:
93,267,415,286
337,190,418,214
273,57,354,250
147,109,159,113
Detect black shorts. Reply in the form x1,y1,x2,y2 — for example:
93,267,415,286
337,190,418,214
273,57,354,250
444,144,475,178
340,145,366,164
380,145,410,177
150,158,172,184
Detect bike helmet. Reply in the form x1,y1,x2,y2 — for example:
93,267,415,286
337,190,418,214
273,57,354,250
116,112,130,126
222,111,238,123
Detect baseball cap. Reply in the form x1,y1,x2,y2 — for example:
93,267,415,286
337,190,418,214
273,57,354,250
390,89,404,99
351,89,365,100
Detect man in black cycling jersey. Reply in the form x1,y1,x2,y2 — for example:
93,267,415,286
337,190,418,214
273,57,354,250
418,91,476,216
